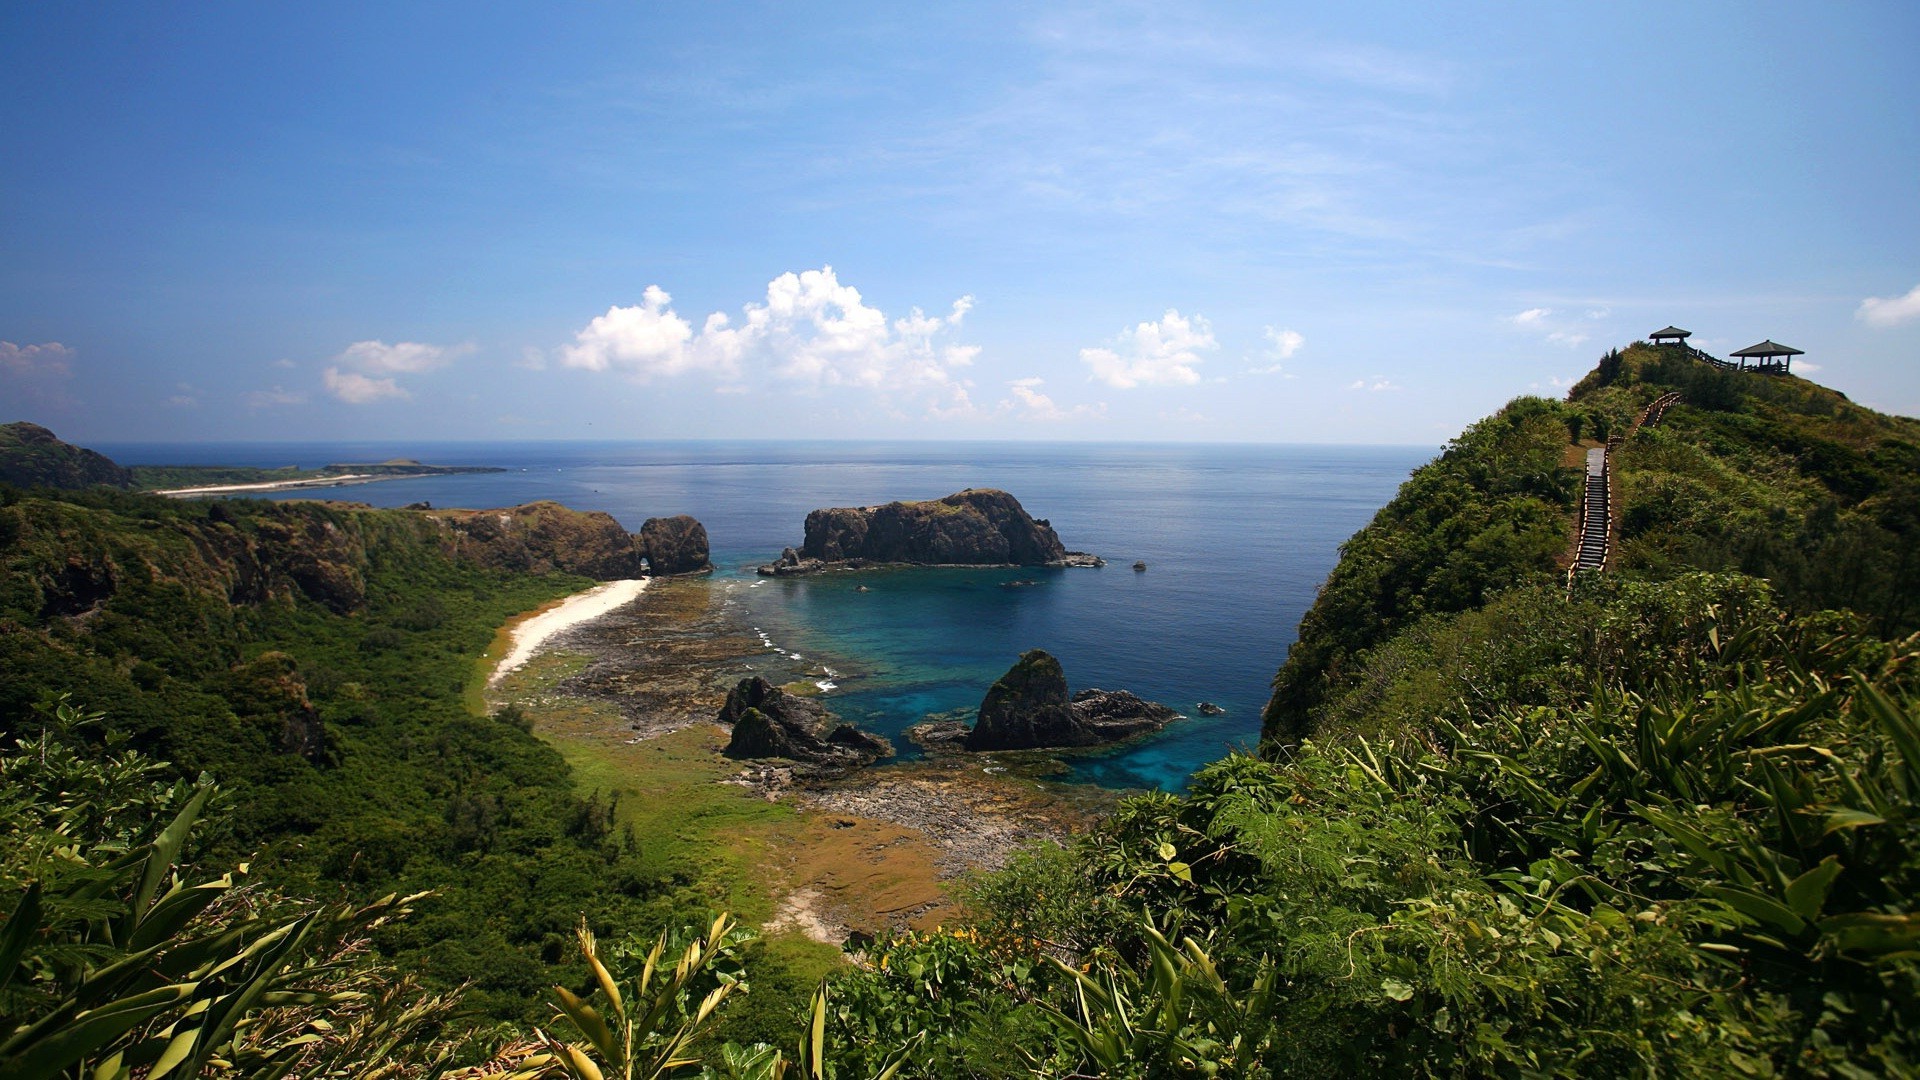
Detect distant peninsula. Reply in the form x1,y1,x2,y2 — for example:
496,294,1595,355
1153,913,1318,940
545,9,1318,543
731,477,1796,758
145,459,506,498
756,488,1103,575
0,422,508,497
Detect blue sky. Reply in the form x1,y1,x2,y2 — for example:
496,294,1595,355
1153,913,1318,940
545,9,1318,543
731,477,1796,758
3,2,1916,444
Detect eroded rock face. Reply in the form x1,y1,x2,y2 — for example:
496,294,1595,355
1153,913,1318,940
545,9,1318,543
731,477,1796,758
720,676,892,766
639,515,711,575
424,501,646,579
963,649,1180,751
759,489,1100,574
966,649,1077,750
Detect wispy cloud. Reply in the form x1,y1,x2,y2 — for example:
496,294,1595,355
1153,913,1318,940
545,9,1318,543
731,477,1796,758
1,340,78,409
1246,325,1305,376
321,339,472,404
1081,309,1216,389
1857,283,1920,327
323,368,407,404
0,340,74,378
336,339,471,374
1000,376,1103,421
1348,376,1401,392
244,386,308,408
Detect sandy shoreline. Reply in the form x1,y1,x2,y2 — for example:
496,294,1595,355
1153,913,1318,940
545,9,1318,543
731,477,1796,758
489,578,651,686
153,473,381,497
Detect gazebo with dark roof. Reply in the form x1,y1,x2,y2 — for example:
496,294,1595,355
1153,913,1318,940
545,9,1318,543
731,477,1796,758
1650,326,1692,346
1729,339,1804,375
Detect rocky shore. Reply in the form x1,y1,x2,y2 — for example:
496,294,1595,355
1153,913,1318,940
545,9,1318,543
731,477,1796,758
489,577,1116,921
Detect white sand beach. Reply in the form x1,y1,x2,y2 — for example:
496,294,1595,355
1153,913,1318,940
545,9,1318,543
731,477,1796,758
154,473,377,496
489,578,650,686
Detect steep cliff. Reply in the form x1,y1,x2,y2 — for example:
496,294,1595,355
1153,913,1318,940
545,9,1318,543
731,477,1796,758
759,488,1099,574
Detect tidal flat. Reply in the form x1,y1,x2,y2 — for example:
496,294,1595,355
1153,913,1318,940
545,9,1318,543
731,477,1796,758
482,575,1116,950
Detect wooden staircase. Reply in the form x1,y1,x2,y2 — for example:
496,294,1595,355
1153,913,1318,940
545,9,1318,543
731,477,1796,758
1567,392,1682,587
1573,447,1610,574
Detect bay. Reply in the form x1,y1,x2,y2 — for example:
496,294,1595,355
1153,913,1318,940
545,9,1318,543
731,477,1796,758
98,440,1430,789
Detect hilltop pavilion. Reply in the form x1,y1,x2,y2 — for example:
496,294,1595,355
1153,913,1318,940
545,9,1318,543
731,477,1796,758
1650,326,1692,346
1729,339,1804,375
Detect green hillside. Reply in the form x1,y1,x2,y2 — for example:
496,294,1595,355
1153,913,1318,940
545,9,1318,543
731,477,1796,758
1263,342,1920,746
0,486,670,1023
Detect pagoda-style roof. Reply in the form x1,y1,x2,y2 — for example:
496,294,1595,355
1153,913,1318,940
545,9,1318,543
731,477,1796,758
1730,340,1805,358
1650,326,1691,340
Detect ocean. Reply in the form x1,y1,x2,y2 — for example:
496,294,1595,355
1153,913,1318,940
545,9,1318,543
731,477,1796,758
98,440,1431,790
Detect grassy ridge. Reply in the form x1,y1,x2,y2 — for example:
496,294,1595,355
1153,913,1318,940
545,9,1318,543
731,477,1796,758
1263,345,1920,746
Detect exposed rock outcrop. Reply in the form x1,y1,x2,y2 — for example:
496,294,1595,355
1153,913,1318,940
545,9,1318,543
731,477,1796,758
720,676,892,766
758,489,1102,575
639,514,711,575
424,501,646,579
962,649,1180,751
0,422,133,490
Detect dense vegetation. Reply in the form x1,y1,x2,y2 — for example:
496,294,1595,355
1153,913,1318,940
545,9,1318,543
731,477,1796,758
0,485,675,1023
127,464,338,491
1265,343,1920,745
817,581,1919,1076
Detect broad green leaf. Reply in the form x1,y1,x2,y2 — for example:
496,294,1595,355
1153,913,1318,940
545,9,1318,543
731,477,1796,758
1783,856,1844,922
1822,808,1886,835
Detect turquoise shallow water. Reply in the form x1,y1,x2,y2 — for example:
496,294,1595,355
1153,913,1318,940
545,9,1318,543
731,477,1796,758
99,440,1429,790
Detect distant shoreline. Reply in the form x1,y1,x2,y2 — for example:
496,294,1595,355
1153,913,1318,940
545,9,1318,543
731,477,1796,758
153,472,386,497
151,462,506,498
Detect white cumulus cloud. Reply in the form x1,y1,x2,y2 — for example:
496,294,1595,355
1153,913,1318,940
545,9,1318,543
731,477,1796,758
1080,309,1216,389
1508,308,1551,325
1857,283,1920,327
323,368,408,404
560,268,980,416
561,285,705,378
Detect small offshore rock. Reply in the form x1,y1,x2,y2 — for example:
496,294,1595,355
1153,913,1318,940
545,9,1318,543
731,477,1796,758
1132,560,1147,572
963,649,1179,751
1196,701,1226,716
720,676,891,766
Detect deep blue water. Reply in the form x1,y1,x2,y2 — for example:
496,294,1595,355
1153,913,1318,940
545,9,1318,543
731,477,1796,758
98,440,1430,790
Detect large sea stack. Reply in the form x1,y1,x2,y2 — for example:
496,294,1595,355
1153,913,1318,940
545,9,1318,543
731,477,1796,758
639,514,711,575
963,649,1179,751
720,676,892,766
758,488,1102,575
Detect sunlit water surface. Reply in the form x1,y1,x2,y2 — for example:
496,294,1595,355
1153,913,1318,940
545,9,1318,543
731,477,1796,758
100,440,1430,790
